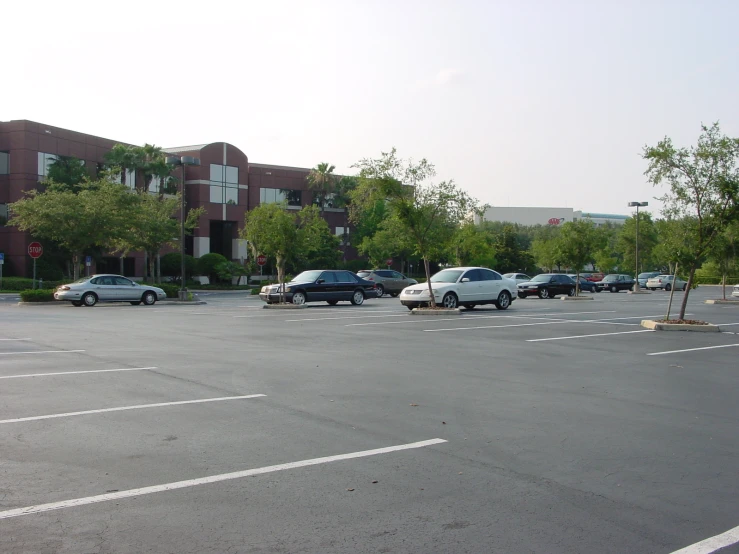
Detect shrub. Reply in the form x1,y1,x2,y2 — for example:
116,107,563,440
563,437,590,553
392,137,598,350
215,261,248,283
197,253,228,282
161,253,196,279
1,277,63,291
158,283,180,298
19,289,56,302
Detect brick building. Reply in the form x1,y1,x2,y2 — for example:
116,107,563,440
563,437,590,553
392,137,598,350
0,120,352,278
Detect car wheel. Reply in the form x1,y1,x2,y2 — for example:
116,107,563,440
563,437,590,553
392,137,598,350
496,291,511,310
665,284,672,292
441,292,458,309
142,291,157,305
462,304,476,310
610,285,618,293
327,300,338,305
130,301,142,305
519,294,527,299
351,290,365,305
71,301,83,307
568,287,575,297
292,291,307,305
375,284,384,297
538,288,549,299
406,305,414,311
82,292,97,307
389,292,399,297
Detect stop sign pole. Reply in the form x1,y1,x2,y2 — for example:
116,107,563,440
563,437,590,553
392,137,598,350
28,242,43,289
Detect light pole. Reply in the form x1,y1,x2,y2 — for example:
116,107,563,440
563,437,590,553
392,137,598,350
627,201,648,291
166,155,201,300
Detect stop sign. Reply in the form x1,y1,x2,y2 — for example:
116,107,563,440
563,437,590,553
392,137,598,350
28,242,43,259
256,255,267,266
385,258,393,266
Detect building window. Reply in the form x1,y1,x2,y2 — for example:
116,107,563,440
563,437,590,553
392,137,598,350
0,152,8,174
210,164,238,204
37,152,57,177
313,192,336,208
0,203,7,225
112,168,136,190
335,226,349,245
260,188,302,207
148,176,162,194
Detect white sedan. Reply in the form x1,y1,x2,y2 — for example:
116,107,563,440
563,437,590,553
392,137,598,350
399,267,517,311
732,284,739,298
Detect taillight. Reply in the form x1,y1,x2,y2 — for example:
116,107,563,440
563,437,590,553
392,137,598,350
658,279,662,283
61,286,71,291
368,277,374,280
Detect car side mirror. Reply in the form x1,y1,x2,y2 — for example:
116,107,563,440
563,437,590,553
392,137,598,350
461,278,470,283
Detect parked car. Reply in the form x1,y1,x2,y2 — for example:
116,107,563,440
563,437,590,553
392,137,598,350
517,274,576,299
645,274,687,291
596,274,635,292
637,271,662,288
54,274,167,307
502,272,532,283
585,272,604,282
259,270,377,306
733,284,739,298
356,269,417,297
399,267,517,310
566,275,599,293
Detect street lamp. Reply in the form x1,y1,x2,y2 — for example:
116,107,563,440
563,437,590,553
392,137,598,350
166,155,201,300
627,201,649,291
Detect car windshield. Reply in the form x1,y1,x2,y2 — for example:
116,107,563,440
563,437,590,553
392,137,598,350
531,274,553,282
430,269,464,283
292,270,323,282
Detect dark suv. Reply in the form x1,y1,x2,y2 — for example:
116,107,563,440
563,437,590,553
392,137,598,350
517,274,576,299
356,270,418,297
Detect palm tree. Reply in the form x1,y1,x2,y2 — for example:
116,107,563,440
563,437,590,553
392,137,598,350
104,144,137,188
306,162,336,211
333,176,357,261
137,144,170,197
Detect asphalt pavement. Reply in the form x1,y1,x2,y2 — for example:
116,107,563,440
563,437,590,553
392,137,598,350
0,287,738,553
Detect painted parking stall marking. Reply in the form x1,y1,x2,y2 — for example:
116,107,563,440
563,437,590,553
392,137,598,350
0,438,447,520
347,310,618,327
647,343,739,356
670,522,739,553
0,394,266,425
526,329,655,342
0,349,85,356
0,367,156,380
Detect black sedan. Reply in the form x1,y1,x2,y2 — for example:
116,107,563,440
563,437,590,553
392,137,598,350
596,274,636,293
259,270,378,306
517,274,576,299
567,275,600,293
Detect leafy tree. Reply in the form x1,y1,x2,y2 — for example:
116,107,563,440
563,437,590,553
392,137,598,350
307,162,336,210
161,252,197,282
104,144,137,187
531,238,561,273
215,261,248,284
616,211,658,274
706,221,739,299
9,179,132,279
643,122,739,319
197,253,229,283
557,219,598,294
449,222,496,267
488,224,536,273
357,215,414,268
352,149,479,307
593,249,618,274
46,156,89,192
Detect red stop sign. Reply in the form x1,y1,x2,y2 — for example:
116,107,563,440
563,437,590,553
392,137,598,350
28,242,43,259
256,255,267,266
385,258,393,266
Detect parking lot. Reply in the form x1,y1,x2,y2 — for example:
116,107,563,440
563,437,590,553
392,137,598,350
1,287,738,553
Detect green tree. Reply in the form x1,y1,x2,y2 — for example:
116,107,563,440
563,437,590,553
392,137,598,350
617,211,658,274
643,122,739,319
352,149,479,307
706,221,739,299
9,179,132,279
557,219,598,294
487,224,536,273
531,238,561,273
46,156,89,192
449,222,496,267
104,144,137,187
307,162,336,210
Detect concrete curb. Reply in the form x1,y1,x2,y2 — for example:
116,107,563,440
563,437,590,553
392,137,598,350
189,290,252,295
410,308,461,315
627,291,652,295
262,303,306,310
561,296,594,301
640,320,719,332
705,299,739,305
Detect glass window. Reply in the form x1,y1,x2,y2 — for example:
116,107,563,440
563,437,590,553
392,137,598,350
338,271,358,283
225,187,238,204
210,164,239,204
260,188,300,206
37,152,57,177
0,152,8,174
430,269,464,283
319,272,336,283
210,164,223,182
0,203,8,225
225,166,238,184
284,189,301,206
114,277,133,286
210,185,222,203
481,269,502,281
463,269,482,282
391,271,403,279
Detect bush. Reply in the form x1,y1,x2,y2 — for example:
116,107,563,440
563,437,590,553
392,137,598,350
197,253,228,282
215,261,248,282
19,289,56,302
693,275,739,285
1,277,63,291
161,253,196,279
158,283,180,298
337,259,370,273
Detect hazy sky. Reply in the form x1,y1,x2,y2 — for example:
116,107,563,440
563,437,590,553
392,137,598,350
5,0,738,216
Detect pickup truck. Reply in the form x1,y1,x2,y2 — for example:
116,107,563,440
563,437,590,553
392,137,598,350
596,274,635,292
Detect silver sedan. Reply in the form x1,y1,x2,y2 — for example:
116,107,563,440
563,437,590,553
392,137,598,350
54,274,167,306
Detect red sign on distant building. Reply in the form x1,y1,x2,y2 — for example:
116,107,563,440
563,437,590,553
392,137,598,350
548,218,565,225
256,255,267,266
28,242,43,258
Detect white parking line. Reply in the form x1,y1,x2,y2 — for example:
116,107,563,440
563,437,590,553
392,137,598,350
347,310,617,327
234,309,403,319
285,314,409,322
0,338,32,341
425,320,571,332
0,350,85,356
0,367,156,380
0,394,266,425
526,330,654,342
0,438,447,520
670,522,739,553
647,344,739,356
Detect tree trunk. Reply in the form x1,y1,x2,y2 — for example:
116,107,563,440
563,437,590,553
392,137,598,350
722,273,727,300
423,257,436,308
575,271,580,296
277,255,286,304
147,252,157,284
156,253,161,284
72,253,80,281
677,265,696,320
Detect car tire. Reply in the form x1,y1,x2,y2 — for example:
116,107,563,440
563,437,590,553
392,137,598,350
665,284,672,292
389,292,399,297
292,291,307,305
351,289,365,305
462,304,476,310
496,291,511,310
406,305,414,311
568,287,575,297
142,291,157,305
610,285,618,293
71,301,83,307
130,301,142,305
441,292,458,309
375,284,384,297
519,294,527,299
327,300,338,306
538,288,549,299
82,292,97,307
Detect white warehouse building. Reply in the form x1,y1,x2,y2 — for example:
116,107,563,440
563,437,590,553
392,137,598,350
473,206,629,227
